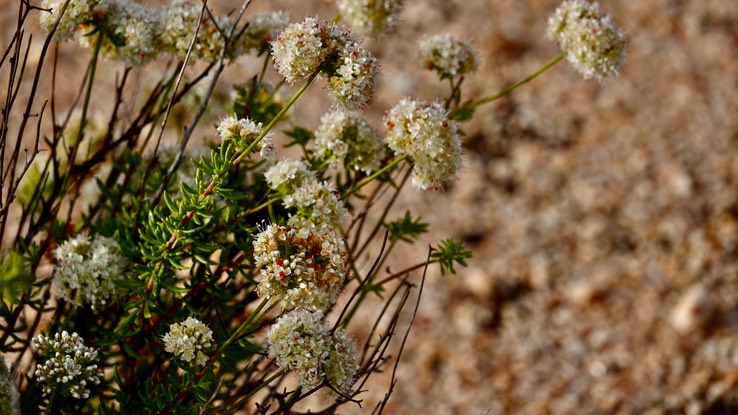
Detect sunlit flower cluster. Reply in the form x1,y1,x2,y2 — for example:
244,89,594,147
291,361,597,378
0,356,20,415
158,0,230,62
40,0,284,65
253,224,347,310
271,17,329,83
265,159,347,231
266,309,358,392
384,98,462,190
314,111,385,173
417,34,479,78
32,331,101,400
547,0,625,80
162,317,213,367
271,17,379,109
53,234,129,310
336,0,405,37
90,0,159,67
323,27,379,110
216,115,268,154
39,0,92,41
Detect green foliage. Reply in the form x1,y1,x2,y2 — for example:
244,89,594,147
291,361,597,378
384,210,429,243
284,126,314,149
432,238,473,276
0,250,32,306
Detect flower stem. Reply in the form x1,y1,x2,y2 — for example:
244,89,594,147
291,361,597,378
343,154,408,199
209,298,276,366
458,51,566,112
233,70,320,166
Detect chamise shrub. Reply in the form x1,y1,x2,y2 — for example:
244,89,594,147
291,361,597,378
0,0,624,413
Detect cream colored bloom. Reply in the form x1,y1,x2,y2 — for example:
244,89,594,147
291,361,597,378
547,0,625,80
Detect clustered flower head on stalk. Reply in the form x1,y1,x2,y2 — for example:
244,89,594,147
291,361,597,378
270,17,330,83
0,356,20,415
323,26,380,111
265,158,347,232
32,331,101,400
53,234,129,310
162,317,213,368
216,115,270,155
266,309,358,394
253,224,347,311
547,0,625,81
85,0,159,67
335,0,405,37
39,0,92,41
417,34,479,79
158,0,231,63
270,17,379,110
314,110,386,174
39,0,250,65
384,98,462,190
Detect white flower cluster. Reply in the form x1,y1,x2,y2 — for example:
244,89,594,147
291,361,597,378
547,0,625,81
158,0,230,62
384,99,462,190
32,331,101,400
270,17,379,110
0,356,20,415
216,115,269,154
91,0,159,67
39,0,92,41
39,0,287,65
162,317,213,367
336,0,405,37
417,34,479,78
314,111,385,174
266,309,358,393
265,159,347,232
324,27,380,110
270,17,328,83
53,234,129,310
252,224,347,311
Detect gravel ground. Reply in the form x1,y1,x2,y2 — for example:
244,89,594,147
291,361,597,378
4,1,738,414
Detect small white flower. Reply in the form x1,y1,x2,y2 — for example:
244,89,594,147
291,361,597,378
39,0,92,41
32,331,101,400
384,98,462,190
53,234,129,310
253,225,347,311
264,159,347,231
77,0,159,67
266,310,358,393
417,34,479,78
158,0,230,63
336,0,405,37
547,0,625,80
162,317,213,367
324,32,379,111
216,115,266,152
271,17,329,83
314,111,385,174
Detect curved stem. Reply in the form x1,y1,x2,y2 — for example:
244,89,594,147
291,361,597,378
458,51,566,112
232,70,319,166
343,154,408,199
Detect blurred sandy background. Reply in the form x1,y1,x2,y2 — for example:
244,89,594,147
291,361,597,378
4,0,738,413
